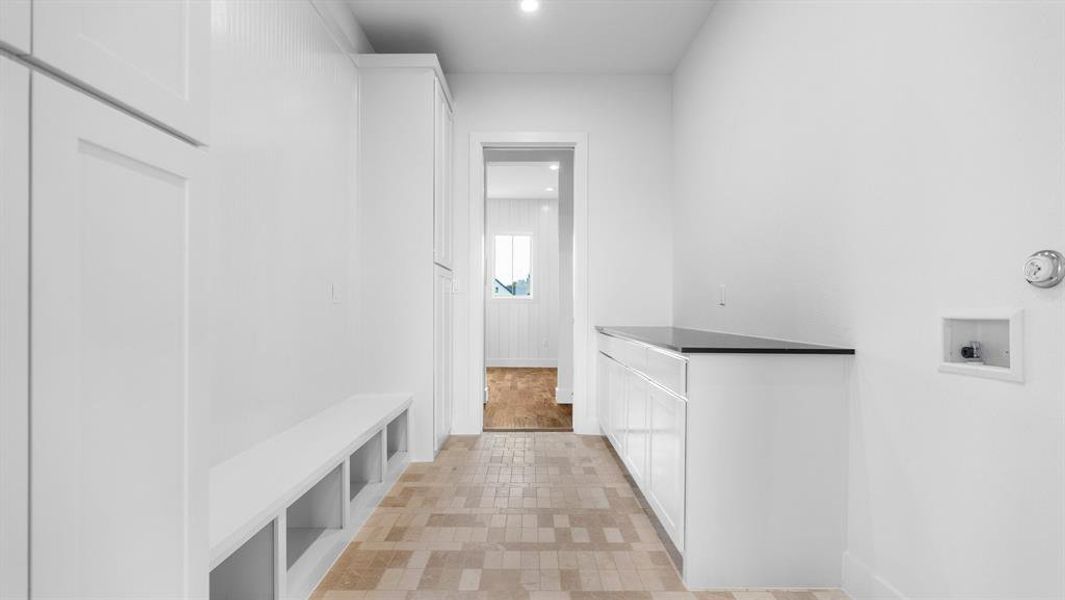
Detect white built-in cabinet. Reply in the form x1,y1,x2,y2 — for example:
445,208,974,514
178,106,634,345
434,266,454,452
32,0,210,142
358,54,455,458
598,336,687,551
0,3,209,596
598,329,850,589
30,73,207,600
0,0,30,54
0,54,30,600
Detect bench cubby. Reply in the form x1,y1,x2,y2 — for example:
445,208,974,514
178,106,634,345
209,521,275,600
349,430,383,501
286,465,343,569
210,394,412,600
386,408,408,462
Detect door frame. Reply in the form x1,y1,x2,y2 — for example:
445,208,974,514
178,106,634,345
466,132,592,434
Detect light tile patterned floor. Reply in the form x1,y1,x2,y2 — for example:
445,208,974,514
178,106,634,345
312,432,848,600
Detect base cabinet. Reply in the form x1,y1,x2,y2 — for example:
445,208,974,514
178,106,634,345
598,330,849,589
598,347,683,549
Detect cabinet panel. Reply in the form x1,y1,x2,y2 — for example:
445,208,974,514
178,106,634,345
0,54,29,600
31,75,206,599
608,359,627,455
33,0,209,142
649,386,686,550
434,267,453,453
433,80,453,268
624,376,650,486
644,347,687,398
597,352,609,436
0,0,30,54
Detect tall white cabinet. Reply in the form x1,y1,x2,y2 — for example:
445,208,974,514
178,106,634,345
0,0,30,54
0,54,30,600
0,3,209,599
31,74,207,600
358,54,454,459
31,0,210,142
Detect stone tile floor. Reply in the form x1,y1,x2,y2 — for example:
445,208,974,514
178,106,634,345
312,432,848,600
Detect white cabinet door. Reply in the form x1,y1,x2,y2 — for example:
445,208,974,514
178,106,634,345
33,0,209,143
649,385,686,550
625,375,650,486
608,359,627,456
31,75,207,600
432,80,453,269
597,352,610,437
0,0,30,54
434,266,453,453
0,54,29,600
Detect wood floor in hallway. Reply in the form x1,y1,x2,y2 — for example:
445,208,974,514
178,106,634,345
484,368,572,430
311,432,848,600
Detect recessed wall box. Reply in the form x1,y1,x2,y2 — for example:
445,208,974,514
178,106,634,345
940,309,1023,382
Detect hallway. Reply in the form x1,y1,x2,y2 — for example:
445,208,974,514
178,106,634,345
311,432,846,600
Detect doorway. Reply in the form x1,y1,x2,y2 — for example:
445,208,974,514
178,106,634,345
482,149,575,431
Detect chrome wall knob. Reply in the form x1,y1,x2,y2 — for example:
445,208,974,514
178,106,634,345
1024,250,1065,288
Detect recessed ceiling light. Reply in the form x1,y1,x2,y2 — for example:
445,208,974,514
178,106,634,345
545,187,555,192
520,0,540,13
549,163,559,171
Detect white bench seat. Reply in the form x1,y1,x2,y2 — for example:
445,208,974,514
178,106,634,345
209,393,411,598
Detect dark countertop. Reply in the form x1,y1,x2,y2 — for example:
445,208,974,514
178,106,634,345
596,326,855,355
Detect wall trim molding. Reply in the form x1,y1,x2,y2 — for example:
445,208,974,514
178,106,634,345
486,358,558,368
842,552,907,600
459,131,591,436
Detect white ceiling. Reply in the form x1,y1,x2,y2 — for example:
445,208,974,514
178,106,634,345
487,163,560,199
345,0,716,74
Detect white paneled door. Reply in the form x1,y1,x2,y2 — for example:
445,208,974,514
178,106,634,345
31,75,207,600
648,384,686,550
435,266,454,454
0,0,30,54
0,54,29,600
33,0,210,142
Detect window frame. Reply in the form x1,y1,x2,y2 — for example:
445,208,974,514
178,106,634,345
489,231,535,301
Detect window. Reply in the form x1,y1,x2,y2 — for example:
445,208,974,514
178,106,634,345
492,234,533,298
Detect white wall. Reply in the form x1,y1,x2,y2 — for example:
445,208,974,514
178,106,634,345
208,0,362,465
486,197,560,367
673,3,1065,599
450,74,674,434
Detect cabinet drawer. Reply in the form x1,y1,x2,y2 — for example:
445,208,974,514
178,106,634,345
599,333,646,373
643,348,687,398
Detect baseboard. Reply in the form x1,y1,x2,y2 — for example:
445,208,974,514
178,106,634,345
486,358,558,368
555,386,573,404
842,552,907,600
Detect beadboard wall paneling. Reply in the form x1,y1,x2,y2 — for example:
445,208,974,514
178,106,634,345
485,197,560,367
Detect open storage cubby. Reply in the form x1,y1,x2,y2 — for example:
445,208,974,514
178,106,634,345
286,466,343,569
210,522,275,600
349,430,383,500
386,409,408,461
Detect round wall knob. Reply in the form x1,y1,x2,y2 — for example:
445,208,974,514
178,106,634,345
1024,250,1065,288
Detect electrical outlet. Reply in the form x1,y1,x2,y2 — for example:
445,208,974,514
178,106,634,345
330,282,343,304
